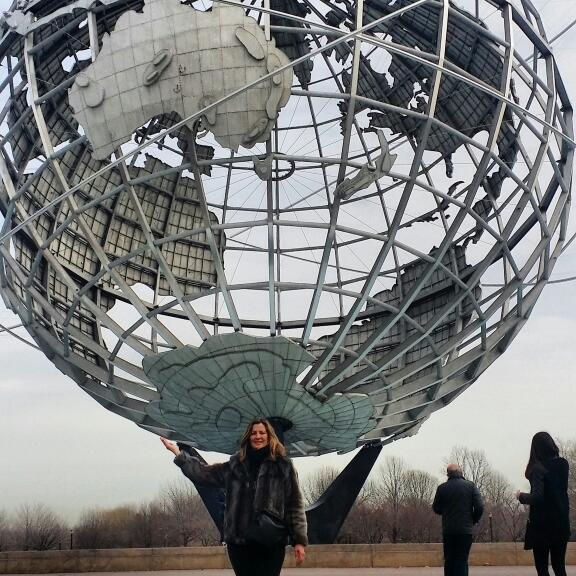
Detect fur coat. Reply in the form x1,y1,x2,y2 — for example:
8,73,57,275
174,450,308,546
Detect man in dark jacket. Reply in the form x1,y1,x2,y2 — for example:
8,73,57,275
433,464,484,576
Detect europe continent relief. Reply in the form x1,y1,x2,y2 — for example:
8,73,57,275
68,0,293,158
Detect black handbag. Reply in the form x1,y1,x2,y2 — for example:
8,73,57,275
246,511,287,546
524,519,534,550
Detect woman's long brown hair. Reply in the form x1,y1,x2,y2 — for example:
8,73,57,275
238,418,286,461
525,431,560,479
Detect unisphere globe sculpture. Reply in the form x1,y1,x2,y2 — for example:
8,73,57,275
0,0,572,456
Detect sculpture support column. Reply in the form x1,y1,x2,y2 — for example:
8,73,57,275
306,442,382,544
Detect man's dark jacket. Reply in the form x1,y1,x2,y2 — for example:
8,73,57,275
432,473,484,534
174,450,308,546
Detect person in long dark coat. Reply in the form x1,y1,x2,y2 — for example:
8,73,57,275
161,418,307,576
516,431,571,576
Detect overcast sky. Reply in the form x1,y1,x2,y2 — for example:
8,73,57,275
1,0,575,524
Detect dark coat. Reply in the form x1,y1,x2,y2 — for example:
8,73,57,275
175,450,308,546
518,457,570,549
432,474,484,535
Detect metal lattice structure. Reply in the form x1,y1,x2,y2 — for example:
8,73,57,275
0,0,572,455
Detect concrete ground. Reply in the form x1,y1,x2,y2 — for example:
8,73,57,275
5,569,576,575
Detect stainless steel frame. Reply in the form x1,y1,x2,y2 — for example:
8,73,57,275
0,0,572,454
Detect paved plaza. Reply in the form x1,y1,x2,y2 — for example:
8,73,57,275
5,569,576,576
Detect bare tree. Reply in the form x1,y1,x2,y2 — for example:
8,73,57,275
0,510,12,551
160,480,219,546
377,456,408,543
402,470,440,543
339,500,388,543
74,503,171,549
301,466,339,506
358,479,380,506
377,456,407,502
559,438,576,532
447,446,492,493
12,504,67,551
483,470,511,506
100,506,141,548
128,502,169,548
404,470,437,504
74,509,107,549
479,470,525,542
498,497,526,543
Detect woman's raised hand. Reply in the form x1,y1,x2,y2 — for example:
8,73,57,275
160,437,180,456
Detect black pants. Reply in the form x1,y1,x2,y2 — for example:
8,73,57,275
227,542,286,576
533,541,568,576
443,533,473,576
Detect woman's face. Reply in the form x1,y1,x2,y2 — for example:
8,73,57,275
250,423,269,450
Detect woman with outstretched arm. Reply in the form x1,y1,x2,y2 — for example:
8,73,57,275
161,418,307,576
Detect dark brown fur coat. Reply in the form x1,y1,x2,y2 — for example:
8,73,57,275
175,450,308,546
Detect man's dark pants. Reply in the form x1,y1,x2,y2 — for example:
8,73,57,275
443,533,473,576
